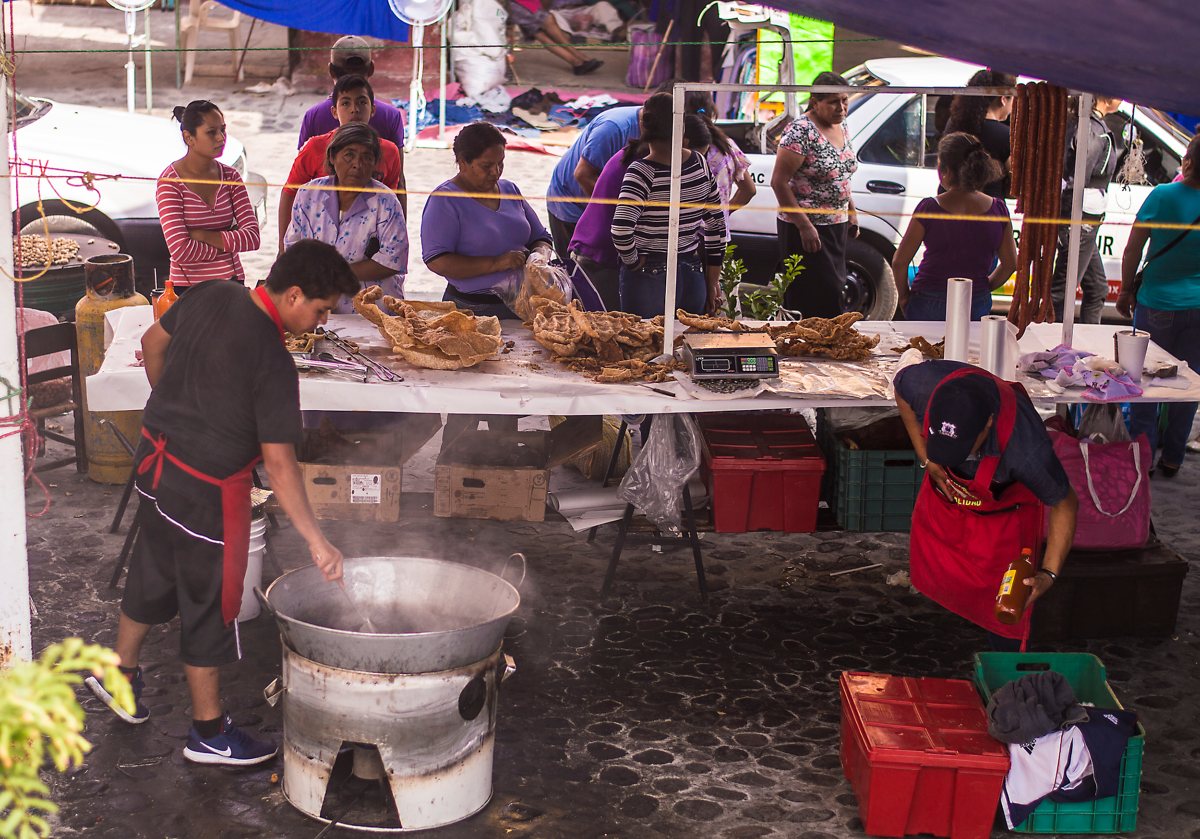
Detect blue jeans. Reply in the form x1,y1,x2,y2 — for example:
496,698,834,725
1128,304,1200,467
618,253,707,318
903,290,993,321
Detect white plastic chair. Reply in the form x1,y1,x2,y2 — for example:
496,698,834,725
179,0,243,84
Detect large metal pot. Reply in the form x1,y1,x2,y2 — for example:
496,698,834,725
262,556,521,674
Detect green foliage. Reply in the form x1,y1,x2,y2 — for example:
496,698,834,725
0,639,132,839
719,245,805,321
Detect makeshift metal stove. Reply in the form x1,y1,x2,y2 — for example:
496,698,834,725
260,555,522,833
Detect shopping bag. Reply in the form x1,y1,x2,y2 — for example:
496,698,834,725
1047,428,1151,551
626,23,673,89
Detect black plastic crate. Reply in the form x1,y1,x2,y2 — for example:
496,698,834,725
1031,541,1188,641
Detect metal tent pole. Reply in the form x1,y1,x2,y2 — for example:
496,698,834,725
661,84,685,355
1060,92,1093,348
439,13,448,141
0,63,33,663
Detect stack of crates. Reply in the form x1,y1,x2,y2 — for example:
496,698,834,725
817,415,925,532
973,653,1145,833
839,671,1009,839
698,412,825,533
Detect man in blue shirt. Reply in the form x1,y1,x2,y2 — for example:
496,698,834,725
545,105,642,261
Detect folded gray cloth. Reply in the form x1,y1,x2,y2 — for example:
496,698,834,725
987,671,1089,744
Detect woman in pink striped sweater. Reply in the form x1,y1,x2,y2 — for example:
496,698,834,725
156,100,260,288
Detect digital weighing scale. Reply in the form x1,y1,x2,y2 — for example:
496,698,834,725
681,333,780,380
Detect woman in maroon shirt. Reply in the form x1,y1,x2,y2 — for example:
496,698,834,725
891,132,1018,320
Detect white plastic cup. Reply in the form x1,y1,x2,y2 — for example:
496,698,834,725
1115,330,1150,383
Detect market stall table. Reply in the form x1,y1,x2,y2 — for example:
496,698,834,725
86,308,1200,414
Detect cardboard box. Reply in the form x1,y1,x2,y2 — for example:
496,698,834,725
299,430,405,523
435,416,603,522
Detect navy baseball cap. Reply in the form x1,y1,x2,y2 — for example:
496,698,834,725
925,376,998,467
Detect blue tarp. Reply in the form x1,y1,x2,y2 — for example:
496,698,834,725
219,0,410,41
775,0,1200,115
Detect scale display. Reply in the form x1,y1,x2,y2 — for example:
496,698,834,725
682,333,780,380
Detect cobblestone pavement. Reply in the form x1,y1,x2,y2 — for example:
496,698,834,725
23,427,1200,839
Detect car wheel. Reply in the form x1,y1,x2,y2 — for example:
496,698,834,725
842,238,898,321
14,200,126,250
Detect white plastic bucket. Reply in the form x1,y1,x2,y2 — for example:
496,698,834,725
238,517,269,622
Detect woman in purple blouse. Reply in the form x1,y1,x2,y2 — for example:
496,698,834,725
421,122,553,319
890,132,1018,320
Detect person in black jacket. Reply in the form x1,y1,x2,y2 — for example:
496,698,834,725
1051,95,1124,324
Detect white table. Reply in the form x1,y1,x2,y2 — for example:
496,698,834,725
85,308,1200,414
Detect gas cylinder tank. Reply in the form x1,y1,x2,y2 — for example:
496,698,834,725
75,254,149,484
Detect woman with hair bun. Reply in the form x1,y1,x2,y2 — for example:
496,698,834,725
944,69,1017,198
890,132,1017,320
156,100,260,288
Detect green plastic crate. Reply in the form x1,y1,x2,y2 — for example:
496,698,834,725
833,444,924,532
973,653,1145,834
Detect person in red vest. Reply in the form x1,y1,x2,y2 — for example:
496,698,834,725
85,240,360,767
895,361,1078,650
279,74,407,251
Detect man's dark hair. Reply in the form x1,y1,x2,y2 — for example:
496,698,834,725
452,122,506,164
267,239,359,299
332,74,375,106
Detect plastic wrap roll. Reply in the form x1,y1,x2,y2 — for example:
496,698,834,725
979,315,1018,379
944,278,972,362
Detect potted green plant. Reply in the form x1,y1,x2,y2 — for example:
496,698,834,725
719,244,804,321
0,639,132,839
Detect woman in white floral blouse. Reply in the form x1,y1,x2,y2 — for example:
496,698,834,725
770,71,859,318
285,123,409,313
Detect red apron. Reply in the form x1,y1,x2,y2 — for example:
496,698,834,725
909,368,1045,640
138,430,261,626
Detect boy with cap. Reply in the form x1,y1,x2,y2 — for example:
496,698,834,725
298,35,406,150
894,360,1078,649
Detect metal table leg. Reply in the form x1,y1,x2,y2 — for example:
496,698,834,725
587,418,628,544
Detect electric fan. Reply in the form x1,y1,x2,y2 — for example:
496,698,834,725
106,0,157,113
388,0,455,149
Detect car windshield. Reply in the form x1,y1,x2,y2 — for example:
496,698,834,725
1144,108,1193,144
843,68,887,114
7,87,52,129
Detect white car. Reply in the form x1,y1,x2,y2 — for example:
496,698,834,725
724,56,1191,320
9,88,264,295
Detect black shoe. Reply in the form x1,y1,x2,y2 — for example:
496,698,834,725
573,59,603,76
1157,460,1181,478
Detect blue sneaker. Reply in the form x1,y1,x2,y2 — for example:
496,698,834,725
183,716,278,766
85,666,150,724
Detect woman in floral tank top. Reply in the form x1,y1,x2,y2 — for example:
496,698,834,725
770,72,859,318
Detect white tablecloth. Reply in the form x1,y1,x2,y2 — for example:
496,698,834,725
85,308,1200,415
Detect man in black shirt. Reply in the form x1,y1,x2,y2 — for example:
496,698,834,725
87,240,360,766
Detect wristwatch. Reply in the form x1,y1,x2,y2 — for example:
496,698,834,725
1038,568,1058,582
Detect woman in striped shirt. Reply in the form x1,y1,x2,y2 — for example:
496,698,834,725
156,100,260,288
611,112,726,318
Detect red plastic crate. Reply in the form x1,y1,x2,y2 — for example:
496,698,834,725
699,413,825,533
840,671,1010,839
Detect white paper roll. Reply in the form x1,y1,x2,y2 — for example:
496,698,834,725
944,278,972,362
979,315,1018,379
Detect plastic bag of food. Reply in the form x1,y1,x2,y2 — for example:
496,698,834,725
493,251,574,322
617,414,702,533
